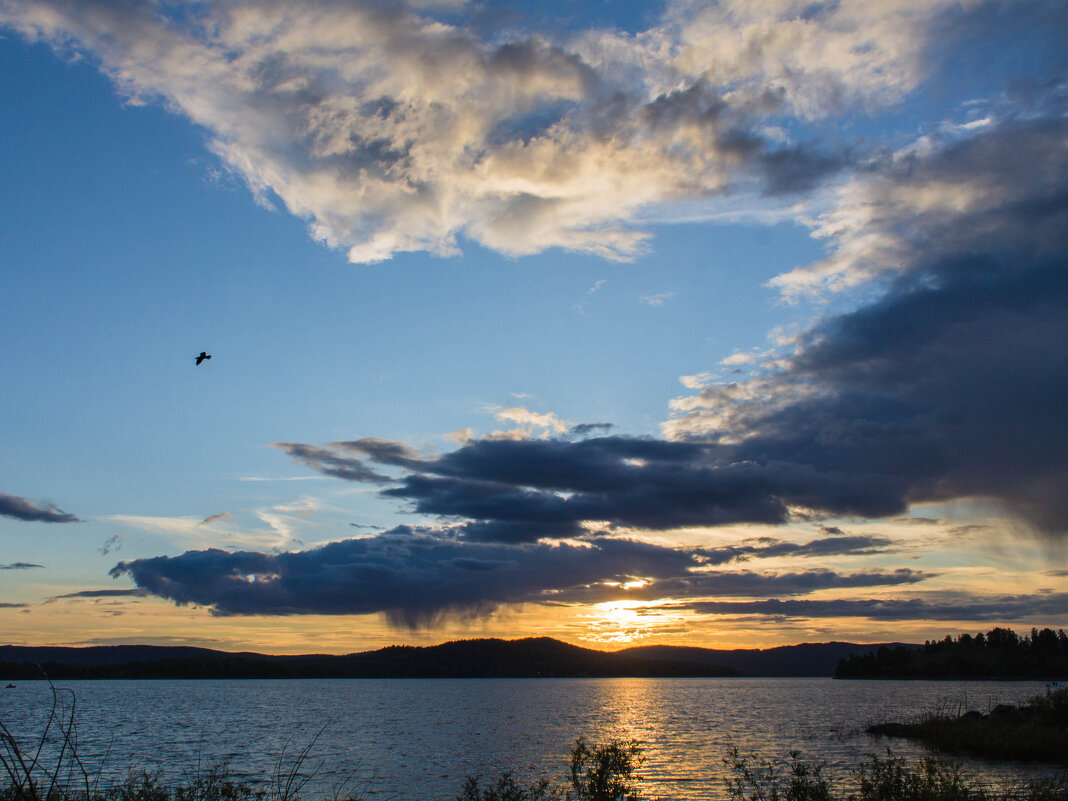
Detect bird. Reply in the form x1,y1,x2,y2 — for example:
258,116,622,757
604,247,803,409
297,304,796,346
195,351,212,366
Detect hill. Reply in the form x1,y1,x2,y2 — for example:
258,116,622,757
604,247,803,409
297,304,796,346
0,637,738,680
618,641,914,677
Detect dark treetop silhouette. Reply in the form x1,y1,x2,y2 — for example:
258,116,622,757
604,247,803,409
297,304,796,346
195,351,211,366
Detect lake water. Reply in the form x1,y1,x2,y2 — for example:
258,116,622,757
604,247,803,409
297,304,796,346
0,678,1060,800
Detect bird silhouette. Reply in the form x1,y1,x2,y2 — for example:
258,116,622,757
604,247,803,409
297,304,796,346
195,351,212,366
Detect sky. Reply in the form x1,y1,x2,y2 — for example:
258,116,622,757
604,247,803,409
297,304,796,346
1,0,1067,655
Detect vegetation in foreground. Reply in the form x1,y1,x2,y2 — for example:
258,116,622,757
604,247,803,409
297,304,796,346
462,741,1068,801
836,627,1068,680
865,686,1068,764
720,748,1068,801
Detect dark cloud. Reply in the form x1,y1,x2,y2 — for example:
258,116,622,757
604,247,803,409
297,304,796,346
272,443,394,484
111,523,933,625
277,434,919,541
553,568,930,604
0,562,44,570
99,534,124,556
111,527,701,627
569,423,614,437
260,99,1068,551
696,534,894,565
672,593,1068,622
0,493,79,523
51,589,148,599
270,103,1068,543
0,603,28,609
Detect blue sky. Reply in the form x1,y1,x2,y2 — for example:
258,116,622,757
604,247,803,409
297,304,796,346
1,0,1066,653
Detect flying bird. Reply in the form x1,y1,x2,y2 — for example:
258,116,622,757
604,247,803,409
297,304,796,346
195,351,211,366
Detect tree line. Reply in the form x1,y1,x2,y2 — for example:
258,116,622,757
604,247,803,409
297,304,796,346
835,627,1068,679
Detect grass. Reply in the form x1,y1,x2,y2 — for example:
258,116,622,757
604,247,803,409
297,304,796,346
866,687,1068,763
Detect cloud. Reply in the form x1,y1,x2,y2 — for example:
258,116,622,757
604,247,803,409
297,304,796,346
111,506,306,551
0,0,997,264
99,534,125,556
0,562,44,570
697,534,894,565
266,91,1068,542
277,434,917,541
671,593,1068,622
271,443,397,484
110,520,935,625
489,406,571,437
552,567,930,604
664,102,1068,537
110,523,934,625
51,589,149,600
111,527,701,627
679,372,714,390
639,291,674,306
0,493,79,523
569,422,613,437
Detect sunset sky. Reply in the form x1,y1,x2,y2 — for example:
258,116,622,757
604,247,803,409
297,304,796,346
2,0,1066,654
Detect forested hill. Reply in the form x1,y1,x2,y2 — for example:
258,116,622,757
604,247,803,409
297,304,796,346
0,638,739,679
0,637,909,680
835,627,1068,679
619,641,911,677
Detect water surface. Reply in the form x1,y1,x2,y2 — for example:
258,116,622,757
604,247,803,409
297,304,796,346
0,678,1057,800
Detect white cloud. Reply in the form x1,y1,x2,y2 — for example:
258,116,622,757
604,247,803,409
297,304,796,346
110,502,309,551
0,0,972,264
489,404,571,438
679,371,715,389
639,291,674,306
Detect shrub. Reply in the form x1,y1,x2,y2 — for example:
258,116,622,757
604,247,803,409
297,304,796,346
723,746,832,801
458,738,643,801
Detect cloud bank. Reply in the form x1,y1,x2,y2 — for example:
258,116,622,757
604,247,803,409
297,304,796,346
110,526,927,625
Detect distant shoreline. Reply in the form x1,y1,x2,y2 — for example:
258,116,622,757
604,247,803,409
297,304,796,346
0,636,905,680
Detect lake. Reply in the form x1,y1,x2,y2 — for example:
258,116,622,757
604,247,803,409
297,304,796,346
0,678,1058,800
